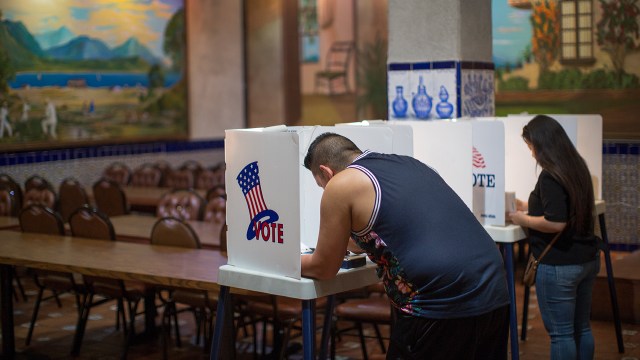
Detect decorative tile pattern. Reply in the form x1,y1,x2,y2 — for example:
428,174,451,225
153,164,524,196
388,61,493,121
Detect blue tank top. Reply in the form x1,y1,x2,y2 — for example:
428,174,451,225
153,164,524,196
349,151,510,319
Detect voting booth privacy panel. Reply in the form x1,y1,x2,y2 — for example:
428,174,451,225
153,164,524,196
496,115,603,202
388,120,506,226
224,126,395,280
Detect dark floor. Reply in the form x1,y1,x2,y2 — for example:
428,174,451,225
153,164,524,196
3,251,640,360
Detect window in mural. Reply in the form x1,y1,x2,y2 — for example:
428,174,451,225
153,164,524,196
0,1,187,150
300,0,319,63
561,0,595,64
492,0,640,139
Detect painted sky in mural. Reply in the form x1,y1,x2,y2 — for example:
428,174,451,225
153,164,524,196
2,0,182,65
492,0,532,68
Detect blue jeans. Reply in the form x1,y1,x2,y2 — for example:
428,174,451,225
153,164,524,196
535,254,600,360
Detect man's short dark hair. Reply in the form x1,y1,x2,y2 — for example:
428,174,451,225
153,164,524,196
303,132,362,173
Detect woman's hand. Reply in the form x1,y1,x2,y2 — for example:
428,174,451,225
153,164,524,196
508,210,528,227
515,199,528,211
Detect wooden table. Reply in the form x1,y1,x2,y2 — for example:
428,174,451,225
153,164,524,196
0,230,227,359
0,216,19,230
109,214,222,248
87,186,208,213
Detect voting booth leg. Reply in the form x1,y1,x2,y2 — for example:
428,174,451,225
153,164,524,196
1,264,15,359
302,299,317,360
318,295,336,360
502,243,520,360
521,243,532,341
210,285,234,360
599,214,625,354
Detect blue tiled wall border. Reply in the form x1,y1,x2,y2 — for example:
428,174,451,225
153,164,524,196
388,60,495,118
0,139,225,167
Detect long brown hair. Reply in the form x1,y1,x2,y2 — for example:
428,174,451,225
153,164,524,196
522,115,594,236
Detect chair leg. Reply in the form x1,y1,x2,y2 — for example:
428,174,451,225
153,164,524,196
373,323,386,353
172,302,182,347
52,290,63,308
25,287,45,346
357,322,369,360
12,267,27,302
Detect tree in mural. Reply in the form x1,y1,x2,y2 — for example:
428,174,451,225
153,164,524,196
163,7,185,72
596,0,640,78
530,0,560,73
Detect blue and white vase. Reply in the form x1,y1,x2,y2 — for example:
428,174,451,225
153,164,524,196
436,85,454,119
392,86,408,118
412,76,432,119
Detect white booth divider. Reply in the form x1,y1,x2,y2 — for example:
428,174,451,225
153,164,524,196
500,114,603,201
225,126,396,280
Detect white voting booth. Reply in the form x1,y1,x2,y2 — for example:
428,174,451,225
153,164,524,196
494,114,603,202
386,120,506,226
225,125,396,280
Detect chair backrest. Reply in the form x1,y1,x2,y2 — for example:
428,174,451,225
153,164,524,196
164,168,195,190
150,216,201,249
156,189,205,221
324,41,354,72
131,163,163,187
25,174,54,193
195,169,219,190
203,196,226,224
23,186,57,210
19,204,65,235
58,177,89,222
0,184,18,216
206,184,227,202
103,162,131,186
179,160,203,177
153,160,172,186
92,178,129,217
0,174,23,211
69,205,116,241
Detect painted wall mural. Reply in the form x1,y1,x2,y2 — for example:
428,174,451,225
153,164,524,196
0,0,186,150
493,0,640,139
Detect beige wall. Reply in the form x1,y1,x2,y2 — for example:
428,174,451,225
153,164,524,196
188,0,245,137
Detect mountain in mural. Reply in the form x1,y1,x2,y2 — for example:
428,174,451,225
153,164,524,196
0,19,42,69
112,37,159,64
46,35,113,60
35,26,75,50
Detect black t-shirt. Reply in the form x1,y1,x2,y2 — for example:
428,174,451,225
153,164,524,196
528,170,598,265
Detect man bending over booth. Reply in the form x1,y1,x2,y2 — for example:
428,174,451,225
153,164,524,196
301,132,510,359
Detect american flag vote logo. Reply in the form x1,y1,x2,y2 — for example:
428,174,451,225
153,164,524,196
237,161,281,241
472,147,486,169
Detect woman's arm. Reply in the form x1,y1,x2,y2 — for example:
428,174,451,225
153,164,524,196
509,211,566,233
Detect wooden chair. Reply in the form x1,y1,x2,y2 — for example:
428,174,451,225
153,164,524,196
314,41,355,95
150,217,217,357
58,177,89,222
68,206,144,357
103,162,132,186
331,283,392,360
24,174,53,193
179,160,203,178
92,178,129,216
156,189,206,221
131,163,163,187
154,160,173,187
0,183,19,217
206,184,227,202
0,173,23,213
22,185,57,210
195,169,221,191
164,168,195,190
19,204,83,346
203,196,226,224
0,184,27,301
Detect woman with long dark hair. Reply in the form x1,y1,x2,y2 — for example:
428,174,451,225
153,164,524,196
509,115,600,359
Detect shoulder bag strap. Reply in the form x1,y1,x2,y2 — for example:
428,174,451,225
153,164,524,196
536,231,562,262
